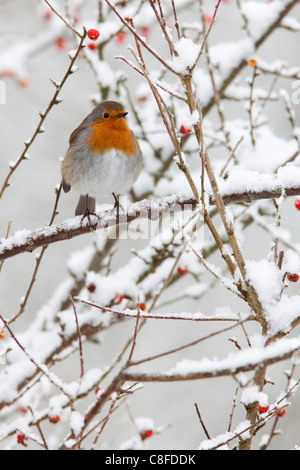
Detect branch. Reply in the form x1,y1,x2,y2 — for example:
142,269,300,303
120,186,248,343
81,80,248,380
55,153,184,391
0,29,87,200
209,184,300,206
204,0,300,114
77,298,244,322
2,183,300,262
120,335,300,383
0,196,197,262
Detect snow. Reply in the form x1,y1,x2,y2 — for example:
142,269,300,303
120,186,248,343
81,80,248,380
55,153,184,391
67,246,95,280
135,416,154,433
119,436,144,450
199,432,232,450
210,38,254,77
0,229,31,251
246,259,282,309
164,335,300,377
179,110,199,131
241,386,268,407
241,1,287,41
246,258,300,336
168,38,201,74
265,295,300,337
70,411,84,437
198,421,250,449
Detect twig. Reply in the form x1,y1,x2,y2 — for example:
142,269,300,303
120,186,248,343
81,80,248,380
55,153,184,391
127,298,142,364
43,0,83,38
9,182,63,324
228,388,239,433
248,64,259,146
123,319,250,369
0,30,86,200
203,0,300,115
171,0,181,40
194,403,210,439
69,295,84,380
105,0,178,75
191,0,222,73
28,406,49,450
0,315,73,401
148,0,177,57
77,298,243,323
0,219,13,273
121,338,300,383
127,38,200,202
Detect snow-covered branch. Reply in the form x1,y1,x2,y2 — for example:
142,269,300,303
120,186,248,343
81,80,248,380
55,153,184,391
121,335,300,382
2,179,300,263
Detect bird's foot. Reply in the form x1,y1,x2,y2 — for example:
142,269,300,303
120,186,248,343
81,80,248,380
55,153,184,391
80,208,97,232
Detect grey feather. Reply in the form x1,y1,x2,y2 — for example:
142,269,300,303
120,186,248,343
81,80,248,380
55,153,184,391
62,179,71,193
75,195,96,216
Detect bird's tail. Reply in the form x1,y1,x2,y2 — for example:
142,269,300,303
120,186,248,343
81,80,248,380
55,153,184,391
75,195,96,216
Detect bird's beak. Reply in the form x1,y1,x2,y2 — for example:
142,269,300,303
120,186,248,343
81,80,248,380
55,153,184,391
117,111,128,119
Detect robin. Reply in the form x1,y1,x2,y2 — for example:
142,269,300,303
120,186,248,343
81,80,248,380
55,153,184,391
61,100,143,217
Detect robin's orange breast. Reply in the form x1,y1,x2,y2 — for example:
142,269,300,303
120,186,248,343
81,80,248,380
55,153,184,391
86,118,138,156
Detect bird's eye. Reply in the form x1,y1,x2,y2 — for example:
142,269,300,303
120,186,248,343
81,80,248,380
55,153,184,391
103,112,109,118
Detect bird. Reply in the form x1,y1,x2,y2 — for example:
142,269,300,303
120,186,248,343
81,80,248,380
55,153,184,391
61,100,143,219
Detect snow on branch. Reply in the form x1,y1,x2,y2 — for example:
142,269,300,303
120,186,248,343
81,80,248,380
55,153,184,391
2,179,300,262
121,334,300,382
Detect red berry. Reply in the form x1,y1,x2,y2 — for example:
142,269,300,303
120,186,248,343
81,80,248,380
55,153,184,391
87,29,100,41
295,199,300,210
203,14,213,24
87,282,97,293
177,266,188,275
114,293,124,305
287,273,300,282
18,79,29,89
140,429,154,440
55,37,66,50
0,70,14,78
43,10,52,21
258,405,269,414
137,95,148,103
49,415,60,424
140,26,150,41
17,406,27,414
180,125,192,135
276,408,286,418
17,432,27,447
87,43,97,50
115,32,126,44
136,302,146,311
73,15,80,25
